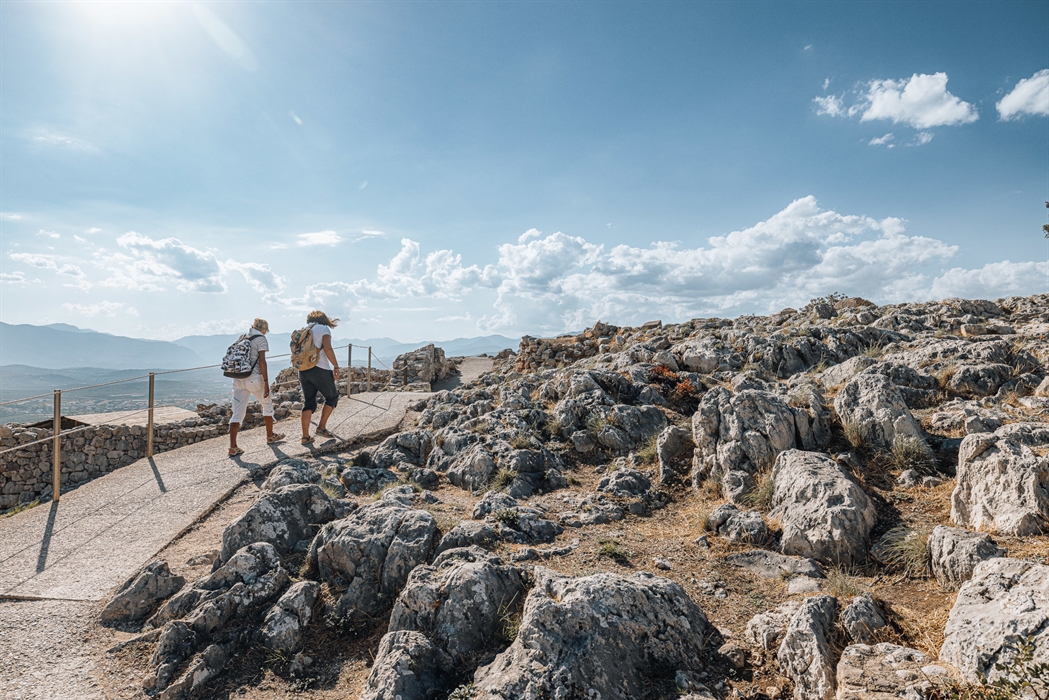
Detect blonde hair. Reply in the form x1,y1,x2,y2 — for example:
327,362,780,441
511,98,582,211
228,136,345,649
251,318,269,334
307,310,339,328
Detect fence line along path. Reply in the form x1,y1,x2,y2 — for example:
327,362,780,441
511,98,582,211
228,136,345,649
0,391,427,602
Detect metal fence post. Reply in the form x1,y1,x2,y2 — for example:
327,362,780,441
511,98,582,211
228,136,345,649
52,390,61,502
147,372,155,458
367,347,372,392
347,345,352,396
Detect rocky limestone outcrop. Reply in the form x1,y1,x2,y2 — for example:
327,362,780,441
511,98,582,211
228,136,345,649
218,484,343,565
257,581,318,653
927,525,1006,588
835,643,947,700
307,491,439,623
746,600,802,651
260,458,321,490
358,630,453,700
833,373,930,455
393,344,457,386
950,425,1049,535
471,568,717,700
388,547,529,666
708,503,768,544
840,593,887,644
940,557,1049,684
101,560,185,624
769,450,877,566
777,595,839,700
691,387,796,501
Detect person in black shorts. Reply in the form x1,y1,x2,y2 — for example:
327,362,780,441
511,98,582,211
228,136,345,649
299,310,341,444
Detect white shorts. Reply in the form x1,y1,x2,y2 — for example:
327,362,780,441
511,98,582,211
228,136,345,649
231,376,273,423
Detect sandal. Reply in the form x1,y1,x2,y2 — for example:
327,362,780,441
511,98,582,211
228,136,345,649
228,447,244,457
316,428,334,439
267,433,286,444
301,436,314,446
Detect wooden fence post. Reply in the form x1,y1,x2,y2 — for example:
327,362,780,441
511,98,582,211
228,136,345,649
52,390,61,502
147,373,155,458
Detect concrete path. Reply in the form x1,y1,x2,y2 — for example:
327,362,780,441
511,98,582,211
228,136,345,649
0,391,426,602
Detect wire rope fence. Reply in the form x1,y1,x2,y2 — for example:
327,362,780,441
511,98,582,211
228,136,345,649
0,343,396,506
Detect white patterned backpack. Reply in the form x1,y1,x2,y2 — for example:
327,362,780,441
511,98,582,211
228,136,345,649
221,335,257,378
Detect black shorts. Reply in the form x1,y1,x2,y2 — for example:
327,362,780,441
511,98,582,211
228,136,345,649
299,367,339,412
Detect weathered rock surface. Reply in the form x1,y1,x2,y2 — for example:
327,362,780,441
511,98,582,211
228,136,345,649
101,560,185,624
840,593,887,644
435,520,501,554
833,373,928,454
835,643,946,700
307,494,439,623
950,428,1049,535
746,600,802,651
656,425,692,483
471,569,716,699
708,503,768,544
218,484,340,564
596,467,651,498
358,630,452,700
725,549,823,579
388,547,528,665
940,557,1049,683
769,450,877,565
777,595,839,700
258,581,319,652
948,363,1014,398
261,458,320,490
691,387,796,501
338,466,400,495
927,525,1006,588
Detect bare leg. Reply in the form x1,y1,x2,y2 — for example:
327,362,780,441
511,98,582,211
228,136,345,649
318,404,334,431
264,416,275,439
301,410,313,439
229,422,240,449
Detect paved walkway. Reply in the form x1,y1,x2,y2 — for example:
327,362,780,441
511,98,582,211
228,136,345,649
0,391,426,602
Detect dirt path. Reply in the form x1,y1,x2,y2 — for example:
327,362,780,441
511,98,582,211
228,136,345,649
432,356,495,392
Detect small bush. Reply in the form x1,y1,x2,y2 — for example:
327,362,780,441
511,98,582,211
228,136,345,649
875,525,930,578
318,482,342,500
490,468,516,492
586,414,609,435
509,432,534,450
932,364,958,391
597,538,629,564
447,683,476,700
673,378,697,399
843,421,871,452
863,344,885,359
636,433,660,465
496,594,522,643
468,420,489,434
544,414,565,438
740,471,776,511
494,508,520,528
651,364,679,381
891,436,936,474
825,566,865,598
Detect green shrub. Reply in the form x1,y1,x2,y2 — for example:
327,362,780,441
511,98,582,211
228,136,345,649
597,538,629,564
494,508,520,528
891,436,936,474
447,683,476,700
635,433,660,465
490,468,516,492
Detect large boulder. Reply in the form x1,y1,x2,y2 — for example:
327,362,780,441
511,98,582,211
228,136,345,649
777,595,839,700
338,466,399,495
307,495,439,623
833,373,928,454
948,363,1014,398
596,468,651,498
359,630,453,700
371,430,435,469
859,362,940,408
691,387,796,501
927,525,1006,588
101,560,185,624
257,581,319,652
444,443,497,492
388,547,529,665
939,558,1049,683
840,593,887,644
708,503,768,545
836,643,947,700
656,425,692,483
471,569,717,699
745,600,801,651
950,429,1049,535
261,458,320,490
769,450,877,566
218,484,340,565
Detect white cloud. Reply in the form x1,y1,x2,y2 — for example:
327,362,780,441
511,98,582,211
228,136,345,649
816,72,977,131
61,301,130,317
359,181,368,190
0,271,28,284
804,44,813,52
869,133,895,147
822,78,831,91
36,229,60,239
1,212,23,221
296,230,343,247
997,69,1049,121
30,130,98,151
926,260,1049,300
104,231,226,292
85,227,102,234
10,252,59,269
225,260,286,295
74,235,88,243
913,131,934,146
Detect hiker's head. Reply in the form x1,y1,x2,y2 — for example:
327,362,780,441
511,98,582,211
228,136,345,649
307,310,339,328
252,318,269,334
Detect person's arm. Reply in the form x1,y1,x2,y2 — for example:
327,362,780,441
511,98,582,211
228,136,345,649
322,334,340,380
259,351,269,397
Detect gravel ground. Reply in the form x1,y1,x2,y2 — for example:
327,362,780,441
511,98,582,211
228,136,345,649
0,599,105,700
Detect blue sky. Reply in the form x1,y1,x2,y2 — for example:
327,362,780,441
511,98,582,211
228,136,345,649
1,1,1047,342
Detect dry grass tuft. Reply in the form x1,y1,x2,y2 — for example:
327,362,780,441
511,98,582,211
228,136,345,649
843,421,871,452
635,432,660,465
739,470,776,511
489,468,516,492
891,436,937,475
876,525,931,578
824,566,866,599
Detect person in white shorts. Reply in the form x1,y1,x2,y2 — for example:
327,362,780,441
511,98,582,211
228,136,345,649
229,318,284,456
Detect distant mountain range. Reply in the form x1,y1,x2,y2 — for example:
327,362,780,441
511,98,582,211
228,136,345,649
0,322,520,371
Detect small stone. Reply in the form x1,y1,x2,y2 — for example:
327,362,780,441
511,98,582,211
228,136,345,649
654,557,672,570
718,642,747,669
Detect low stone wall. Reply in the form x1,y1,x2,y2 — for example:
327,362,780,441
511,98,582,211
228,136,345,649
0,413,236,510
514,321,624,372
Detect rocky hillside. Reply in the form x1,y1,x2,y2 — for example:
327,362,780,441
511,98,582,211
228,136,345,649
100,293,1048,700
